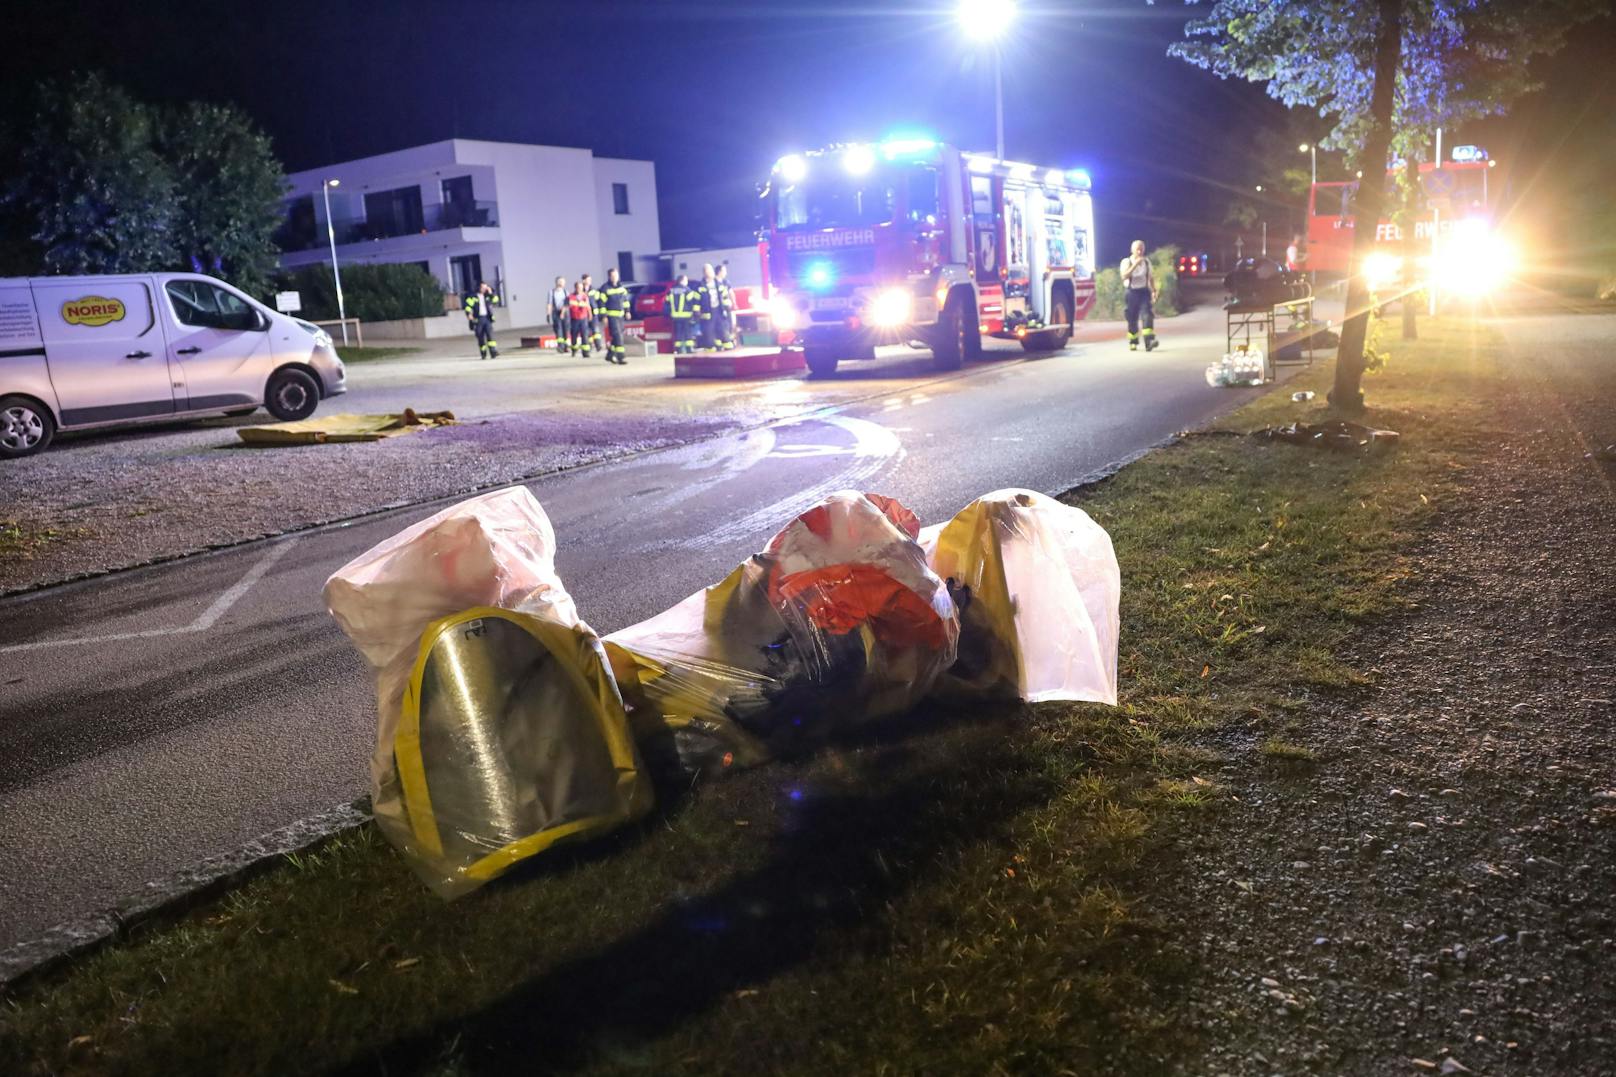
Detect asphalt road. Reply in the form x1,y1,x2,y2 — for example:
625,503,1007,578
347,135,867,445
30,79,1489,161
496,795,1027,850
0,295,1318,953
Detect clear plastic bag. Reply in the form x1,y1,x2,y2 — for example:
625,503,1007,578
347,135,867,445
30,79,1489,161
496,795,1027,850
324,488,650,897
921,489,1120,705
604,491,959,775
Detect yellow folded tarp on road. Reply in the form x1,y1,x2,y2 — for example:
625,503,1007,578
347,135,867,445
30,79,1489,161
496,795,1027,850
238,408,456,446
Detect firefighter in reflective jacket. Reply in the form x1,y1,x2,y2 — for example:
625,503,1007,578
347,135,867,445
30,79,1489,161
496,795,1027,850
463,282,501,360
696,263,721,351
566,282,594,356
712,263,737,350
666,273,700,355
598,268,632,365
581,273,603,352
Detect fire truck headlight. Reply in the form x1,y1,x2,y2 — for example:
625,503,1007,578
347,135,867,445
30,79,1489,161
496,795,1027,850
1363,252,1403,292
1436,226,1516,299
769,294,800,330
869,288,913,328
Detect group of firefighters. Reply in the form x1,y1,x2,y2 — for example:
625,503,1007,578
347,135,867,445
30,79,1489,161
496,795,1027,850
462,263,741,363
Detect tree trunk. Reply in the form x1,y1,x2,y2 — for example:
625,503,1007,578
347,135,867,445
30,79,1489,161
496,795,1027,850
1331,0,1404,413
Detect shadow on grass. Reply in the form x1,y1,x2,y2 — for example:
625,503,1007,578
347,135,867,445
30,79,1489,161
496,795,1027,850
343,706,1047,1074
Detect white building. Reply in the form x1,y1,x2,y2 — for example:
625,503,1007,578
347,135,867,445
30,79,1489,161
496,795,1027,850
279,139,661,337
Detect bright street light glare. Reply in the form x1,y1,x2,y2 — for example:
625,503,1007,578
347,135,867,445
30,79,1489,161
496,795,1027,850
1298,143,1310,153
326,178,340,188
957,0,1017,42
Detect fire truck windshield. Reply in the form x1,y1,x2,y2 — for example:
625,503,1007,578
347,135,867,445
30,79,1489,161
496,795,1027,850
775,174,895,230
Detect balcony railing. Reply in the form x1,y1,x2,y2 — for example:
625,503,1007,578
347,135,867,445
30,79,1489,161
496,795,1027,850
277,200,500,252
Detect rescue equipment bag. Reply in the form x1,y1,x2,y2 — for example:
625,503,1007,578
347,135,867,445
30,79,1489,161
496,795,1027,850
604,491,959,776
921,489,1120,705
325,487,651,898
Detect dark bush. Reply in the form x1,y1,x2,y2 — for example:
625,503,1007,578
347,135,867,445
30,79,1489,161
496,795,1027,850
273,263,446,322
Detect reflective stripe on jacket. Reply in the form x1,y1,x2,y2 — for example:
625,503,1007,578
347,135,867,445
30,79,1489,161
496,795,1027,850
666,285,698,319
599,282,631,318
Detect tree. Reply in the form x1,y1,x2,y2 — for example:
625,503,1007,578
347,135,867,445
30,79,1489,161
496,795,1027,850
1170,0,1606,411
3,73,177,274
0,73,288,294
158,101,288,298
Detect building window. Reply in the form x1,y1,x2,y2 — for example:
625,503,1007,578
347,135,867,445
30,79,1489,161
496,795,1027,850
449,254,483,297
617,252,635,281
362,186,425,240
612,182,630,215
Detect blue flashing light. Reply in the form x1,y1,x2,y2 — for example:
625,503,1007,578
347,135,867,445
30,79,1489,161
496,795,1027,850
805,261,836,290
1067,168,1092,188
880,137,938,159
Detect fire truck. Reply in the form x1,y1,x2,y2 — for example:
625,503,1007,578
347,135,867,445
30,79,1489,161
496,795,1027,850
758,139,1097,376
1305,149,1513,297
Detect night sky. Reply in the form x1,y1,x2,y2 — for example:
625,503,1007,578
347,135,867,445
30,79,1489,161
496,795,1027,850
4,1,1611,261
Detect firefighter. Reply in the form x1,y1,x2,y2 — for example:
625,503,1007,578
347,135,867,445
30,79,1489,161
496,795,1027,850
666,272,700,355
566,281,594,356
696,263,720,351
463,281,502,360
1118,240,1159,352
712,263,737,350
581,273,603,353
547,275,571,354
598,267,632,365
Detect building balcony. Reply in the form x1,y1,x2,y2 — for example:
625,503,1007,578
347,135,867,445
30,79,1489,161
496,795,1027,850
277,200,500,253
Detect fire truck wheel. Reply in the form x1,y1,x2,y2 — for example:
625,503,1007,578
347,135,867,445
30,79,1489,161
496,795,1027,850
805,347,840,378
1022,292,1074,353
930,294,969,370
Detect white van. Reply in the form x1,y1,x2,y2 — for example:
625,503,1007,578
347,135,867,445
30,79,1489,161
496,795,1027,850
0,272,347,458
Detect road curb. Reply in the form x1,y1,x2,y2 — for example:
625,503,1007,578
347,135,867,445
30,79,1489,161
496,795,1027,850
0,800,371,990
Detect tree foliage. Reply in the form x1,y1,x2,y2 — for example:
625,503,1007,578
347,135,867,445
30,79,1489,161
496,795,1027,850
0,73,286,291
158,101,287,297
1170,0,1604,167
4,74,178,274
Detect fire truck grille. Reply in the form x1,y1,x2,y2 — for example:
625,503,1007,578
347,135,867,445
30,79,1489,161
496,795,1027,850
786,246,876,283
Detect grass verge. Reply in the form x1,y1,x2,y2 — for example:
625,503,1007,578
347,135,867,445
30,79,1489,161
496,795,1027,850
0,320,1508,1075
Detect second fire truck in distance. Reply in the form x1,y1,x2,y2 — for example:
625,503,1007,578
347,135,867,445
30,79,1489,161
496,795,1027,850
759,139,1097,377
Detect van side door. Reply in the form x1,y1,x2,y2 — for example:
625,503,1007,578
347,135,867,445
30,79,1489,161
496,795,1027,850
31,278,175,427
161,280,270,411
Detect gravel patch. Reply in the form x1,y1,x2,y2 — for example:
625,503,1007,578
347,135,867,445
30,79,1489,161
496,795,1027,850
0,409,735,594
1141,317,1616,1075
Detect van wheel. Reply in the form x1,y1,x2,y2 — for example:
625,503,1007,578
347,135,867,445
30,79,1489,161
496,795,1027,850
804,347,839,378
0,396,55,459
265,369,320,421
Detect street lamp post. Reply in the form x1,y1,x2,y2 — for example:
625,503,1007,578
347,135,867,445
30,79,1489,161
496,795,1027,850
1299,142,1316,187
321,178,349,345
957,0,1018,160
1299,144,1317,284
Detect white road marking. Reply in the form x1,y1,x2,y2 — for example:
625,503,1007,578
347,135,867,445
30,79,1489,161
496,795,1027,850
0,539,298,655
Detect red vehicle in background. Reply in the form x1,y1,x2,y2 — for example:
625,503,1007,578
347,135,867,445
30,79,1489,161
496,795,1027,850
1305,149,1514,297
629,278,769,354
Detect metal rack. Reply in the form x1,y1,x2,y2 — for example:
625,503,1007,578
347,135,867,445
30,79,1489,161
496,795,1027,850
1225,295,1318,381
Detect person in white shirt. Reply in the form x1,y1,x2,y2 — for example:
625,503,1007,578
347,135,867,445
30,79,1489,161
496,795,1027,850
1119,240,1159,351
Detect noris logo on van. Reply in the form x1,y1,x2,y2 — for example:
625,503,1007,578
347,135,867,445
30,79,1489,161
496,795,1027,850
62,296,126,327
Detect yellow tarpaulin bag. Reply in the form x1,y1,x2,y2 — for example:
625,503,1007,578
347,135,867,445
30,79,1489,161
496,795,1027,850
922,489,1119,705
391,607,652,897
238,408,454,446
326,487,650,898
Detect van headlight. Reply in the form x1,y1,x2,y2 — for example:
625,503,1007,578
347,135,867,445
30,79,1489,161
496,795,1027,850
868,287,913,328
769,294,800,330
